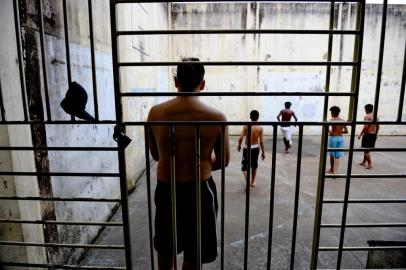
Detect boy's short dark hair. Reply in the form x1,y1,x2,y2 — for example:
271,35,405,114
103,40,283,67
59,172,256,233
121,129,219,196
329,106,341,116
176,57,205,92
365,104,373,113
250,110,259,121
285,101,292,108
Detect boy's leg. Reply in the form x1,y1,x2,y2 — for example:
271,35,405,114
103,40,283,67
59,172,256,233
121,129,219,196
360,152,367,166
158,254,174,270
334,157,340,173
366,152,372,169
251,169,257,187
328,156,334,173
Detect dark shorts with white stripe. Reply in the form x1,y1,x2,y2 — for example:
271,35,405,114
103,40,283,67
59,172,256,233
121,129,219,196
154,177,218,264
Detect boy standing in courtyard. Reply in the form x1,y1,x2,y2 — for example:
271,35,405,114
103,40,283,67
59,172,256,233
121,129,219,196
238,110,265,187
327,106,348,174
277,101,298,153
358,104,379,169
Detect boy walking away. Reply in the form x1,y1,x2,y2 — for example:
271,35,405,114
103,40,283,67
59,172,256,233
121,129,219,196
327,106,348,174
358,104,379,169
277,101,298,153
238,110,265,188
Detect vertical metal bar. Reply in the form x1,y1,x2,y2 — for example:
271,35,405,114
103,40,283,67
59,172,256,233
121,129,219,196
266,124,277,270
0,78,5,122
336,1,366,269
13,0,29,121
88,0,99,120
144,125,155,270
220,125,226,270
109,1,133,269
243,124,252,270
397,42,406,122
289,125,303,270
373,0,388,121
324,1,335,121
310,125,329,270
195,126,202,270
169,126,178,270
38,0,52,121
62,0,72,84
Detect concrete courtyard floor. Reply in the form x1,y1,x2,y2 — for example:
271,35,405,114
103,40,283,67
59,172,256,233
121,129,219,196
81,136,406,269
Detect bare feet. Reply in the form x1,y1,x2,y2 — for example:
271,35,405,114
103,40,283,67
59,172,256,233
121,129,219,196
326,169,334,174
366,165,372,169
251,182,256,187
359,162,366,166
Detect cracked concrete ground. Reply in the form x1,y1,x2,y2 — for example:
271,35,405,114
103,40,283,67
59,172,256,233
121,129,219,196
81,135,406,269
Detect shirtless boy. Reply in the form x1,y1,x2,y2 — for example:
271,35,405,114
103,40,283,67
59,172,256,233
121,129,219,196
237,110,265,187
147,58,230,270
358,104,379,169
277,102,298,153
327,106,348,174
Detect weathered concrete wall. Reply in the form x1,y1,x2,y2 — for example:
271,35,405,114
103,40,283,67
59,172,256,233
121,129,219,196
168,2,406,135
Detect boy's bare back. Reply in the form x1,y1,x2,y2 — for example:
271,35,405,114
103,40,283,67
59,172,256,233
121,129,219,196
148,97,229,182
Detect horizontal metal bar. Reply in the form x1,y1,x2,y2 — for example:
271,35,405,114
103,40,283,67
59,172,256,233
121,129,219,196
0,219,123,226
0,146,118,151
0,196,121,203
1,120,406,126
117,29,359,36
319,246,406,251
118,61,357,67
121,91,355,97
325,174,406,179
321,223,406,228
328,147,406,152
323,199,406,203
0,262,126,270
0,241,124,249
116,0,362,3
0,172,119,177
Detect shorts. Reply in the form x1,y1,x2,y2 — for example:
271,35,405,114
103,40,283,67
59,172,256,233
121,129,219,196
154,177,218,264
361,133,377,152
241,147,260,171
280,126,292,141
328,136,345,158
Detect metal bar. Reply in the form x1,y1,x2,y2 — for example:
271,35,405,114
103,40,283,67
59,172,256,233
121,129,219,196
117,29,359,35
0,262,126,270
121,91,356,97
325,174,406,179
109,1,133,269
0,146,118,151
290,126,304,270
243,125,252,270
324,199,406,204
144,125,155,270
13,0,28,121
320,246,406,251
310,125,329,269
2,120,406,126
321,223,406,228
327,147,406,152
220,125,226,270
0,78,5,121
397,42,406,122
62,0,72,84
373,0,388,121
169,125,178,270
336,2,366,268
0,196,120,202
38,0,52,121
266,125,277,270
0,219,123,226
119,61,357,67
0,241,124,249
0,172,119,177
195,126,202,269
116,0,362,3
88,0,99,120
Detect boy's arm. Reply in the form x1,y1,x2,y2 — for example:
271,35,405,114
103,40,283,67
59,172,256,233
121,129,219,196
292,112,298,122
358,115,368,139
259,127,266,160
147,108,159,161
343,124,349,134
277,111,282,121
212,119,230,171
237,126,246,152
